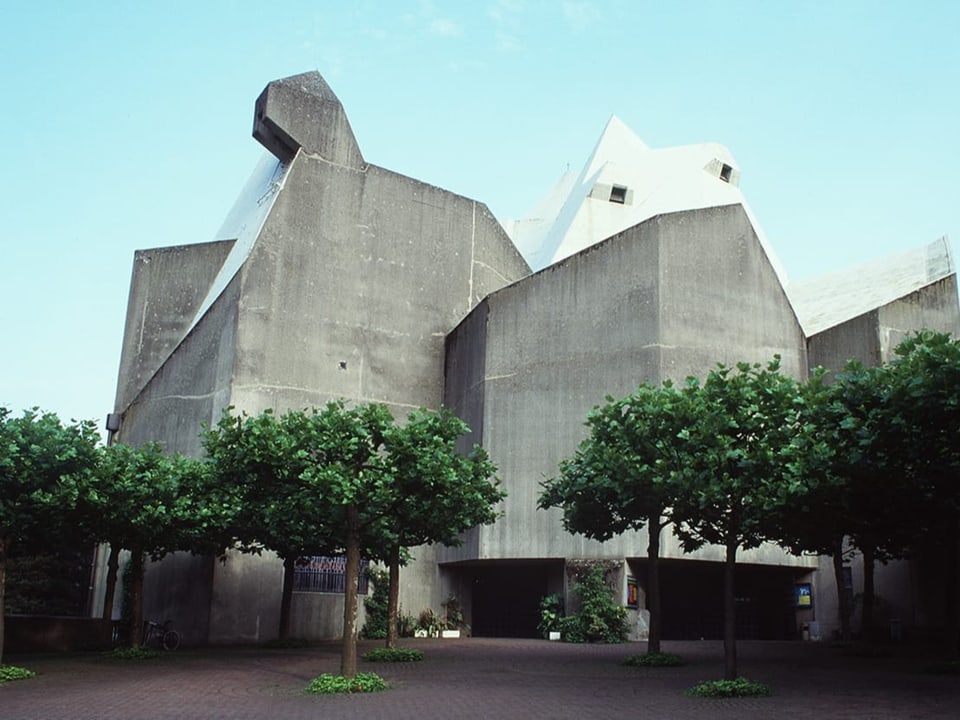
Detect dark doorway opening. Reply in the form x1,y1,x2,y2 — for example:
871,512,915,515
467,562,561,638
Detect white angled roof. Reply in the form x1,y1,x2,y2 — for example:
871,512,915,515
788,237,956,336
501,116,787,286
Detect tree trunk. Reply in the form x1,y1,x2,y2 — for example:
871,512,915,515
385,543,401,649
129,550,145,648
861,543,876,642
279,555,296,641
723,532,738,681
340,503,361,678
101,544,120,623
0,536,9,665
646,518,663,654
832,539,852,642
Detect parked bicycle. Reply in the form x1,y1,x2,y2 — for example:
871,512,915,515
142,620,181,651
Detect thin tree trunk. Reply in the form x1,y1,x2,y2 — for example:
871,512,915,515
832,540,852,642
861,543,876,642
646,518,663,654
340,503,361,678
385,543,401,649
0,537,9,665
129,550,145,648
724,531,738,681
101,544,120,623
279,555,296,641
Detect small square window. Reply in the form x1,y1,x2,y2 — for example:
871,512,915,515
609,185,627,204
719,164,733,183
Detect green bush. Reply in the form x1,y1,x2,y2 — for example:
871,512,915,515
560,563,627,644
537,593,564,638
0,665,36,683
304,672,387,694
685,678,769,698
623,652,686,667
106,646,160,661
361,570,389,639
362,647,424,662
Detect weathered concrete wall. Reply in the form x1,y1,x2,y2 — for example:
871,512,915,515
877,275,960,359
115,240,234,412
114,274,240,456
227,155,528,419
807,310,881,373
208,550,284,644
441,205,812,569
656,205,807,380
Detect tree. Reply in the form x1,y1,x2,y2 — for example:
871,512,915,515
290,402,393,677
773,368,860,641
881,331,960,649
672,358,803,680
0,407,100,664
378,408,504,648
203,409,341,641
539,381,693,653
77,443,209,647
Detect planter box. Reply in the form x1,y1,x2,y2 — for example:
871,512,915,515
441,629,461,639
548,631,561,641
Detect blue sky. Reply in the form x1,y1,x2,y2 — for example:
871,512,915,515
1,1,958,433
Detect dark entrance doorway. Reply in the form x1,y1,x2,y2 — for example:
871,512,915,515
467,562,561,638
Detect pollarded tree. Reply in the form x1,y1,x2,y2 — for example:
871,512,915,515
881,331,960,649
203,408,342,641
774,368,861,641
539,380,695,654
289,401,394,678
378,408,504,649
78,443,209,647
0,407,100,664
672,358,804,681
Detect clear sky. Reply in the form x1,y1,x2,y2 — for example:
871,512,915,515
1,1,958,434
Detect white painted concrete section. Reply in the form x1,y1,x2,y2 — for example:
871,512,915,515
502,116,788,288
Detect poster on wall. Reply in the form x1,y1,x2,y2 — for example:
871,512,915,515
795,583,813,609
626,576,639,608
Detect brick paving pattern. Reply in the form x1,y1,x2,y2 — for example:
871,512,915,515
2,638,959,719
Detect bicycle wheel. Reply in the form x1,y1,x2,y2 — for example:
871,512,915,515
162,630,181,651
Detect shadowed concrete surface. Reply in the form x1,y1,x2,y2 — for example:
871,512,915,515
3,639,959,719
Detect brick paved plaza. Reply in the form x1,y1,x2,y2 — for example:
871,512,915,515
2,638,958,719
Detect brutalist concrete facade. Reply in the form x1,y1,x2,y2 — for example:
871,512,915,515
106,71,959,645
107,72,529,644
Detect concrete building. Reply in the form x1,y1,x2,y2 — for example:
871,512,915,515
104,71,958,645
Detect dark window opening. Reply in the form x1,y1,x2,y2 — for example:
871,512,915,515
720,164,733,183
609,184,627,204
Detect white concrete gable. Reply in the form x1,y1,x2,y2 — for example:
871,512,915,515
502,116,786,282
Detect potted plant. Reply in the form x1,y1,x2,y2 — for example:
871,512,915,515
538,593,564,640
440,595,467,638
414,608,441,638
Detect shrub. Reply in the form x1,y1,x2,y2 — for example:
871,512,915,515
106,647,159,661
0,666,36,683
623,652,686,667
361,570,389,639
537,593,564,638
363,647,424,662
304,672,387,694
685,678,770,698
561,563,627,644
